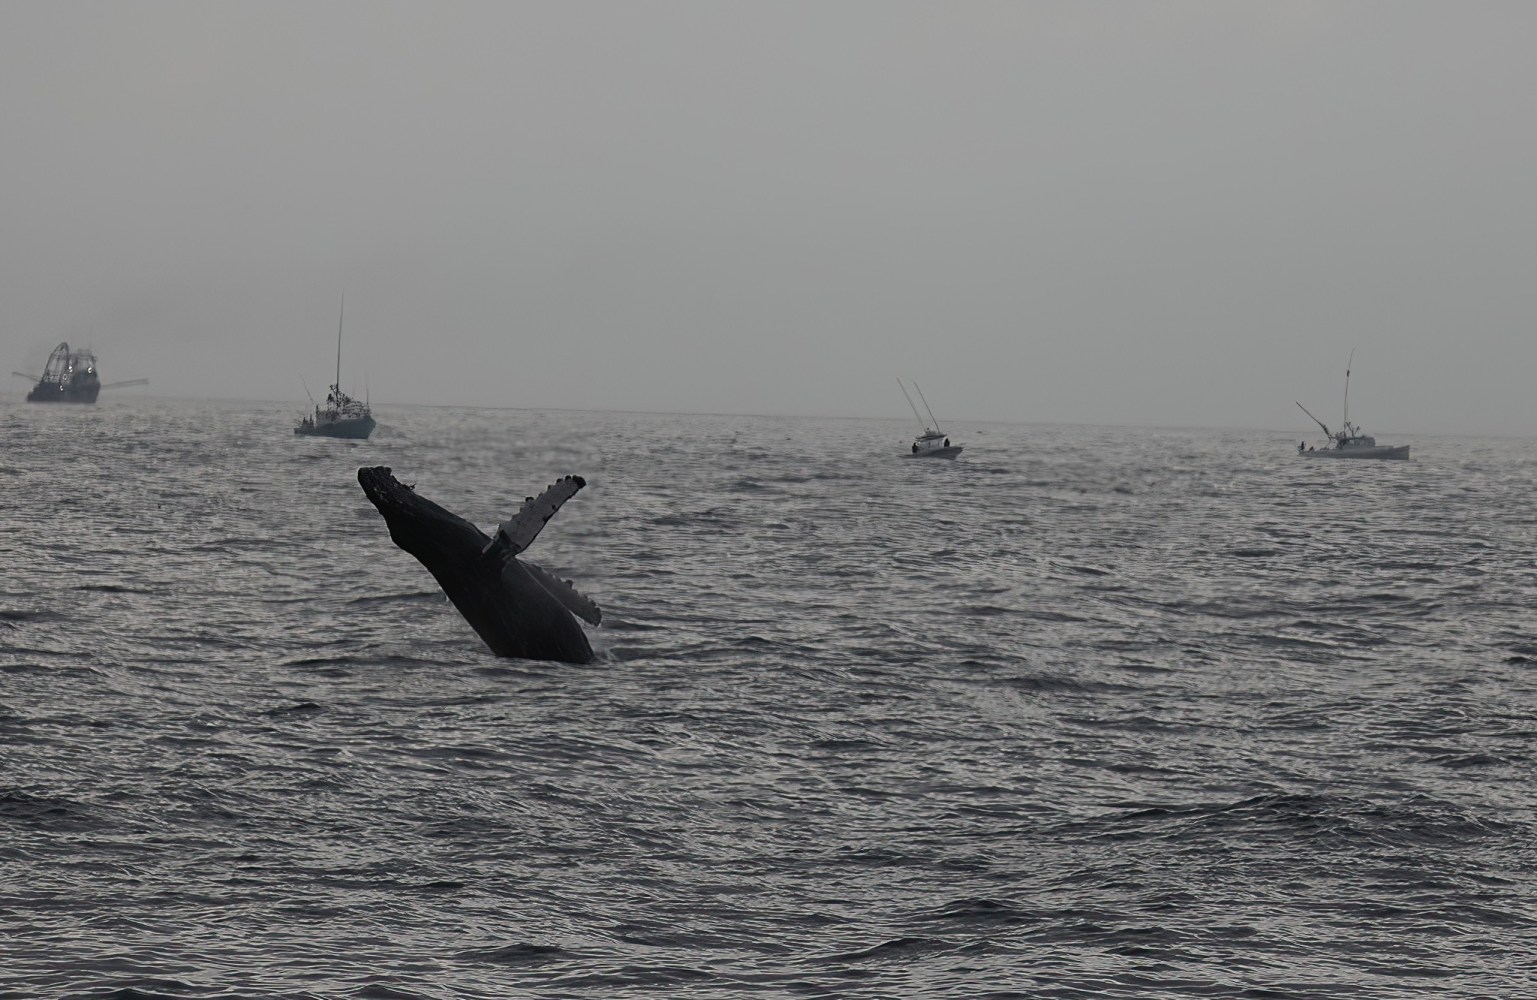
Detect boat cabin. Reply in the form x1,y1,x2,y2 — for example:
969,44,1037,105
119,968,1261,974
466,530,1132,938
1332,422,1376,449
911,429,954,455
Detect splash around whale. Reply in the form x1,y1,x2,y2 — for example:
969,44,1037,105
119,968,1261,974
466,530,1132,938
357,466,600,664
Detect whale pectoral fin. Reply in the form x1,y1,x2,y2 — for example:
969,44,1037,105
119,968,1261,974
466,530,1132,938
483,475,587,557
521,559,602,626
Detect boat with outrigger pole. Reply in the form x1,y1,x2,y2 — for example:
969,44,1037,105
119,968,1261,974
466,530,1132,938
898,378,963,459
13,342,147,403
1295,351,1409,460
295,297,375,439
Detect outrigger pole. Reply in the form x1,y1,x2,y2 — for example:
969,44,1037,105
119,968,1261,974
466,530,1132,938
913,381,944,434
897,377,927,428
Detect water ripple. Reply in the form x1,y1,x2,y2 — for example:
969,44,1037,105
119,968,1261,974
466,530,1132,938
2,403,1537,996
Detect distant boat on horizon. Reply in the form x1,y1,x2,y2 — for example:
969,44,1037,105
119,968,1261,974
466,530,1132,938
898,378,963,459
1295,351,1408,460
295,297,375,440
12,342,147,404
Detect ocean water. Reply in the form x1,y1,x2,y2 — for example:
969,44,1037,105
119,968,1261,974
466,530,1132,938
3,397,1537,999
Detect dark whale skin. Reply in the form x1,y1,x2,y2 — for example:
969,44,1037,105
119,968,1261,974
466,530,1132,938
357,466,595,664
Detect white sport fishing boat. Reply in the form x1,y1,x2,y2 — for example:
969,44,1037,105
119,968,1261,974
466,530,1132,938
898,378,962,459
1295,352,1409,460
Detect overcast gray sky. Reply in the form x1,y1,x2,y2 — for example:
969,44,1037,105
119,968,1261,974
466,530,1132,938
2,2,1533,434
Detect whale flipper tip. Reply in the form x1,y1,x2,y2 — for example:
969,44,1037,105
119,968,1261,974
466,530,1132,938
492,475,588,556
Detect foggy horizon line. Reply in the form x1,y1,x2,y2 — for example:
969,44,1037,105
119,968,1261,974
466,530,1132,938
3,387,1529,442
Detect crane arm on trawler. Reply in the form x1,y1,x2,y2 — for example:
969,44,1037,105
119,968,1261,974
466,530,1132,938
1295,401,1331,439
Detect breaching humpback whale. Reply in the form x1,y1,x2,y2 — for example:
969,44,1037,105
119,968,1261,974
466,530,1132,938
357,466,600,664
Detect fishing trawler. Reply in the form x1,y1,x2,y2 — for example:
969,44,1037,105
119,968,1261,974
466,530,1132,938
13,342,147,403
1295,352,1409,460
295,299,375,439
898,378,963,459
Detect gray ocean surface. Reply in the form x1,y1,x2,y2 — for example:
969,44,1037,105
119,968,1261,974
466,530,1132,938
4,397,1537,999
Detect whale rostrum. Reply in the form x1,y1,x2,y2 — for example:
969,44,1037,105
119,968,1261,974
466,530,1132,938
357,466,599,664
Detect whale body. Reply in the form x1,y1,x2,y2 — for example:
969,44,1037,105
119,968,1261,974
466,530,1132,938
357,466,600,664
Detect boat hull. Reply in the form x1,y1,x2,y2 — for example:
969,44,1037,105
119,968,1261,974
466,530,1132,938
1302,445,1409,460
905,446,963,459
295,416,376,439
27,382,100,404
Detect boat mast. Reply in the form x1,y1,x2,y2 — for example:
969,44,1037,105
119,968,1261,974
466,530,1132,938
335,295,345,394
897,378,927,429
914,381,943,434
1343,347,1355,433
